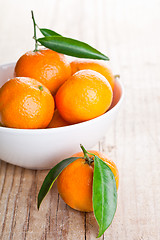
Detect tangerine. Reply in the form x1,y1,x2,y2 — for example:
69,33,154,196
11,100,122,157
57,150,119,212
70,59,115,90
15,49,71,95
0,77,54,129
55,69,113,124
47,109,69,128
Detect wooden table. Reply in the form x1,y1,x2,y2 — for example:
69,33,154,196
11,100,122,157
0,0,160,239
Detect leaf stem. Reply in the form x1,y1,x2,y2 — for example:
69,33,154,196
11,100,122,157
80,144,94,165
31,10,38,52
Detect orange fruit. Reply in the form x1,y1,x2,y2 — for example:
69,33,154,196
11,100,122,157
47,109,69,128
70,59,115,90
15,49,71,95
57,150,119,212
0,77,54,129
56,69,113,124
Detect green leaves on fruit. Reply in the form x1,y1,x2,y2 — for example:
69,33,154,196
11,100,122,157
31,11,109,60
37,36,109,60
93,155,117,237
37,157,80,210
39,28,61,37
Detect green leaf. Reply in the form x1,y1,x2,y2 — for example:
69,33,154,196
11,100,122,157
37,36,109,60
39,28,61,37
37,156,80,210
93,156,117,238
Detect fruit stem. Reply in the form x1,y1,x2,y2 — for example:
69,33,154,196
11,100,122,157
31,10,38,52
80,144,94,165
38,85,43,91
114,74,120,79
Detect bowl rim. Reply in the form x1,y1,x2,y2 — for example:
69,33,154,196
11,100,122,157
0,63,124,134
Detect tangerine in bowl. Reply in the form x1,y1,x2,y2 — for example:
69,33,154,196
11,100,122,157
0,63,124,169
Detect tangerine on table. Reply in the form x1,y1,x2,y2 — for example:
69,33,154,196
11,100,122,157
15,49,71,95
57,150,119,212
70,59,115,90
47,109,69,128
0,77,54,129
55,69,113,124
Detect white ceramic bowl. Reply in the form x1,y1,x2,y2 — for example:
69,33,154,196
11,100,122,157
0,63,124,169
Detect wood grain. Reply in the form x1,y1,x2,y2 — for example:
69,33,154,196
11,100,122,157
0,0,160,239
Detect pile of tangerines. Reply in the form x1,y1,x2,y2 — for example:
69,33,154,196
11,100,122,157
0,48,115,129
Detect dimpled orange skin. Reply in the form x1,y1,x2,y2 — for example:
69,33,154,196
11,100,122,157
0,77,54,129
14,49,71,95
57,150,119,212
47,109,70,128
70,59,115,90
55,69,113,124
